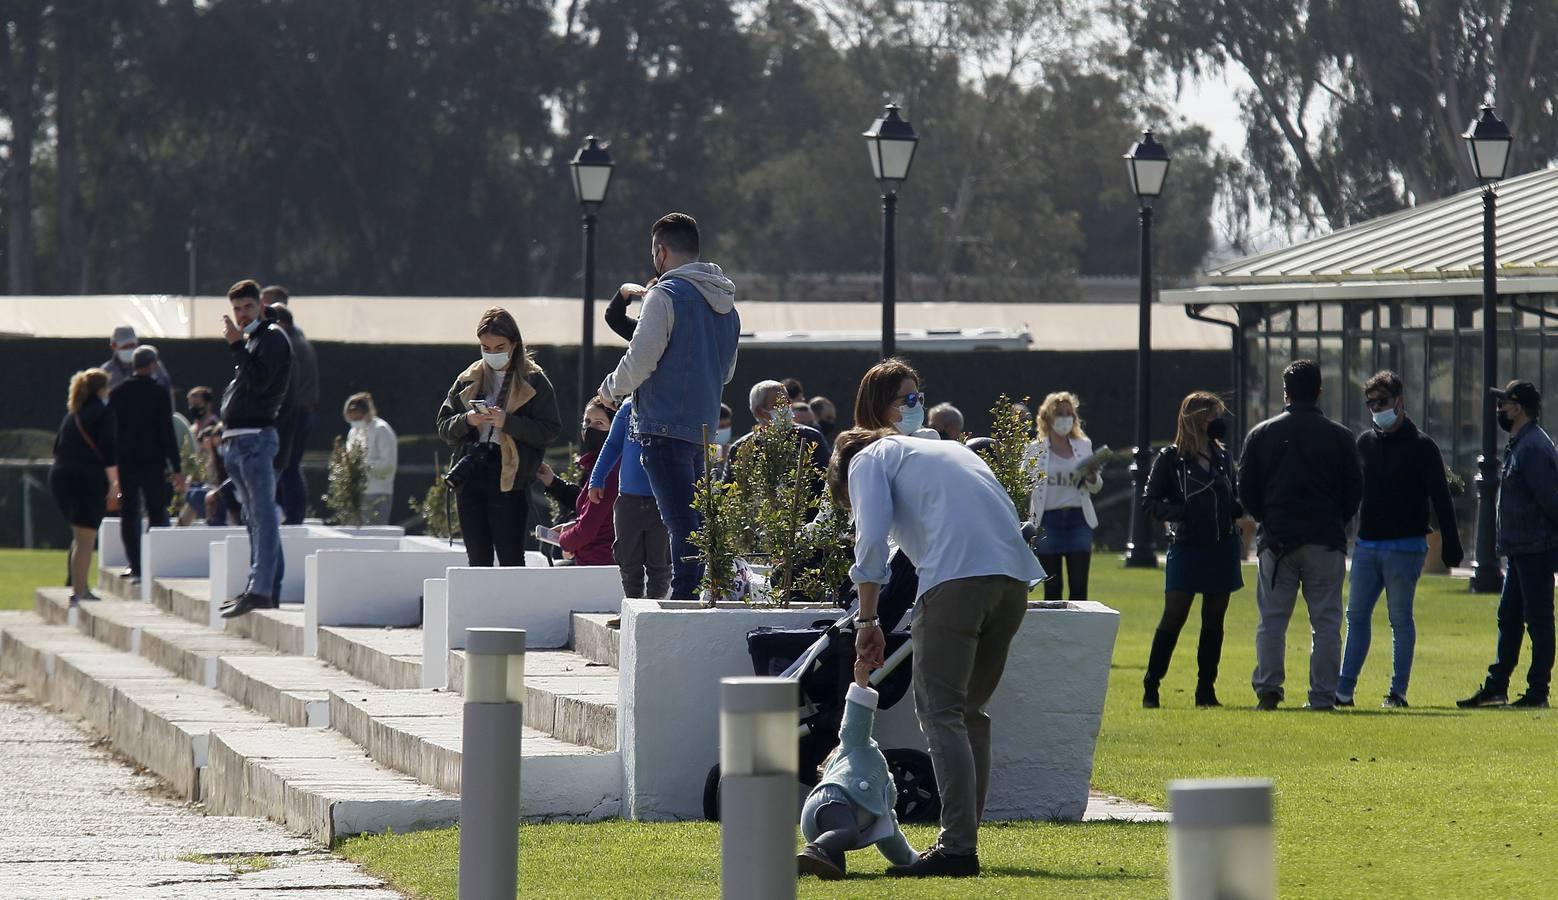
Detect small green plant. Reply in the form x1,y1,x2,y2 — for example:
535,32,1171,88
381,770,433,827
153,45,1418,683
976,393,1040,516
323,435,369,526
411,453,460,538
689,441,744,604
167,436,207,519
1445,465,1466,496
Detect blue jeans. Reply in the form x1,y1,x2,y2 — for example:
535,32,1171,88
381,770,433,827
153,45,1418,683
1488,550,1558,697
222,429,284,602
1337,545,1426,699
638,435,704,599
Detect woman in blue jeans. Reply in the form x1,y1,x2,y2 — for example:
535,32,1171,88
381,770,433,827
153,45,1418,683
1026,392,1102,601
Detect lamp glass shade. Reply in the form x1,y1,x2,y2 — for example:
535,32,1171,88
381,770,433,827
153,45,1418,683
1124,130,1171,199
1462,105,1512,182
570,136,615,204
863,104,919,183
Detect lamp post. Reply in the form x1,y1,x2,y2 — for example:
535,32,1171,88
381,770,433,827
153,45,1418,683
1464,104,1511,594
1124,129,1170,569
864,104,919,359
719,676,798,900
458,627,526,900
570,135,615,417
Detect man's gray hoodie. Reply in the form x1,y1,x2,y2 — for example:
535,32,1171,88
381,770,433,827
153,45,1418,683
599,261,739,404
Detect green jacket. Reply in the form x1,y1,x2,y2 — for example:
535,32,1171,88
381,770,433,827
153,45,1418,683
809,684,916,864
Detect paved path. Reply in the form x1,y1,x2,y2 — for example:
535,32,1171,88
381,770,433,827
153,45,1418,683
0,678,403,899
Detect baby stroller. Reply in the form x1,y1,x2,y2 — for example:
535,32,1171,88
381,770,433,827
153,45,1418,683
702,550,940,823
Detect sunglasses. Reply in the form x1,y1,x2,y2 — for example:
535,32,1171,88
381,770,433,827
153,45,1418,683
897,391,924,409
1364,394,1396,411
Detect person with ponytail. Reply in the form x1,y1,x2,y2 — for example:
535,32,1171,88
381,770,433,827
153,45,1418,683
1141,392,1244,708
436,307,561,567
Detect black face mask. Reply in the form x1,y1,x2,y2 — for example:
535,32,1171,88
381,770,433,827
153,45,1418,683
582,427,609,455
817,419,836,438
1206,417,1229,442
1498,412,1515,433
189,406,207,420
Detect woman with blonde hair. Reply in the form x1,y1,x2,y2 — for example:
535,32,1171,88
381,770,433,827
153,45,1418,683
1140,391,1244,708
49,368,118,602
1026,391,1102,601
436,307,561,566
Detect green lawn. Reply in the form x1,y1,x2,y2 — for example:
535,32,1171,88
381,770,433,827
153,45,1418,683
4,547,1542,896
1,548,67,610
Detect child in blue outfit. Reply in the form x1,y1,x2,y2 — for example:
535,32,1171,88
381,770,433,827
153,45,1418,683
797,659,918,880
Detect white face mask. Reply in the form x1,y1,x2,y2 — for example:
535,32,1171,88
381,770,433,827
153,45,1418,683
349,418,368,429
482,350,510,371
1372,408,1399,430
773,405,794,429
1051,415,1075,436
116,348,135,364
242,318,261,337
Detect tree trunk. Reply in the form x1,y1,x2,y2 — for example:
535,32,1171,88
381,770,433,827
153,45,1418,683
54,2,87,293
1,7,42,295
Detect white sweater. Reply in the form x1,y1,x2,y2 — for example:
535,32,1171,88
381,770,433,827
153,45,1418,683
347,417,398,495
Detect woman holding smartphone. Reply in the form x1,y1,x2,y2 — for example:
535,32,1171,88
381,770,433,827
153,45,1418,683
436,308,561,566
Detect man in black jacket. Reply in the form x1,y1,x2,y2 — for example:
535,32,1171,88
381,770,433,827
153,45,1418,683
1238,359,1363,710
1336,371,1463,709
109,345,184,580
218,279,293,619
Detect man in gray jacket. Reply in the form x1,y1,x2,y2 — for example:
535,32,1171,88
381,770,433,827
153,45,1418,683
598,213,740,600
1460,381,1558,708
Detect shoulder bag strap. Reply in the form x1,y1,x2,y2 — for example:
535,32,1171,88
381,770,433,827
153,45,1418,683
74,412,105,464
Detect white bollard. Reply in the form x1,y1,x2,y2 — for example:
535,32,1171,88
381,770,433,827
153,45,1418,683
719,676,798,900
1167,777,1276,900
459,627,526,900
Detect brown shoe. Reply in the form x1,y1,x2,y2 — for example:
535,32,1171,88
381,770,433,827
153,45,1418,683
886,844,979,878
797,843,845,880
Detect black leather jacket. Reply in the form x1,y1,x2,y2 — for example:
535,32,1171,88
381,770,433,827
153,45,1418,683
1144,445,1243,546
219,320,293,429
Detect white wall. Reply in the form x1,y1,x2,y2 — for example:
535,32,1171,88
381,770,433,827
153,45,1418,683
302,548,464,656
138,526,249,600
618,598,1119,822
206,533,402,624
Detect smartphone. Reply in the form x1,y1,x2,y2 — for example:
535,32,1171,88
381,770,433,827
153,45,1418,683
470,399,489,414
534,524,562,546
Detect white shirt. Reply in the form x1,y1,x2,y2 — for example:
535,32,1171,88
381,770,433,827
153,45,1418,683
346,416,398,494
848,435,1045,598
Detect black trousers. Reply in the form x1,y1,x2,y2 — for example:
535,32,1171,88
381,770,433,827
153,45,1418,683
455,455,529,567
118,462,169,576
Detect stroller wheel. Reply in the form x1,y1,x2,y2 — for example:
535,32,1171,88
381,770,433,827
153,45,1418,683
883,749,940,824
703,764,721,821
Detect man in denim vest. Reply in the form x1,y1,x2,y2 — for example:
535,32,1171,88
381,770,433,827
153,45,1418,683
598,213,740,600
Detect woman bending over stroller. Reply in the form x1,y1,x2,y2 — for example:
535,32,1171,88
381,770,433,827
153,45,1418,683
797,658,918,880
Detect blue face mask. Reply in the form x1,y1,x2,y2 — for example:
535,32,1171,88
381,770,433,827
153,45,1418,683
1372,408,1399,430
896,403,925,435
715,426,733,445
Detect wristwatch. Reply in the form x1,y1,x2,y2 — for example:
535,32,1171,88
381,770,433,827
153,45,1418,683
854,617,881,629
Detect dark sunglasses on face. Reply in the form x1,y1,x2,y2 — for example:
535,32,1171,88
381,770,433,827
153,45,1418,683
896,391,924,409
1364,394,1396,411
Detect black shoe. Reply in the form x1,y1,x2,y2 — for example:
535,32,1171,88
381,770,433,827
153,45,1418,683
1509,692,1549,709
1143,682,1160,709
221,593,264,619
1302,703,1336,711
1194,686,1221,708
1255,691,1281,711
1456,684,1508,708
886,845,980,878
1381,693,1409,709
796,843,845,880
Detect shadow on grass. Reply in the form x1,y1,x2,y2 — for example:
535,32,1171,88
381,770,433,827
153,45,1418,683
841,866,1155,883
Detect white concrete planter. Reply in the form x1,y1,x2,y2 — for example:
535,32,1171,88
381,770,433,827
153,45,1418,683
207,532,403,623
617,597,1119,822
302,548,466,656
420,564,625,689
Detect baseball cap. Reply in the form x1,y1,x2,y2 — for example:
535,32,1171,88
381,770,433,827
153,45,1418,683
1489,380,1541,412
111,325,137,345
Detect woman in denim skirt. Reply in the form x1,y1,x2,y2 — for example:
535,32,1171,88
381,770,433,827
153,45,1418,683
1026,392,1102,601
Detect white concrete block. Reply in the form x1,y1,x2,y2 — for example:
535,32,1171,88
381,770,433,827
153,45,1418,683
420,578,448,690
328,526,406,538
138,526,248,601
302,549,462,657
97,518,127,568
616,597,1119,822
207,534,403,626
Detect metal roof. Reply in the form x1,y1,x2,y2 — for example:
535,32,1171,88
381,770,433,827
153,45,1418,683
1162,166,1558,305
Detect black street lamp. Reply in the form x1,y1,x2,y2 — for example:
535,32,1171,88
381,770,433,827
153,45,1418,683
1464,104,1511,594
864,104,919,359
1124,129,1170,569
570,136,614,418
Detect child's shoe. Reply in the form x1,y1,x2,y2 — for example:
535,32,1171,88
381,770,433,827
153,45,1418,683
797,842,846,880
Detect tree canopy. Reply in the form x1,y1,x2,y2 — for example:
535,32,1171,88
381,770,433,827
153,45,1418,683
1,0,1223,297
